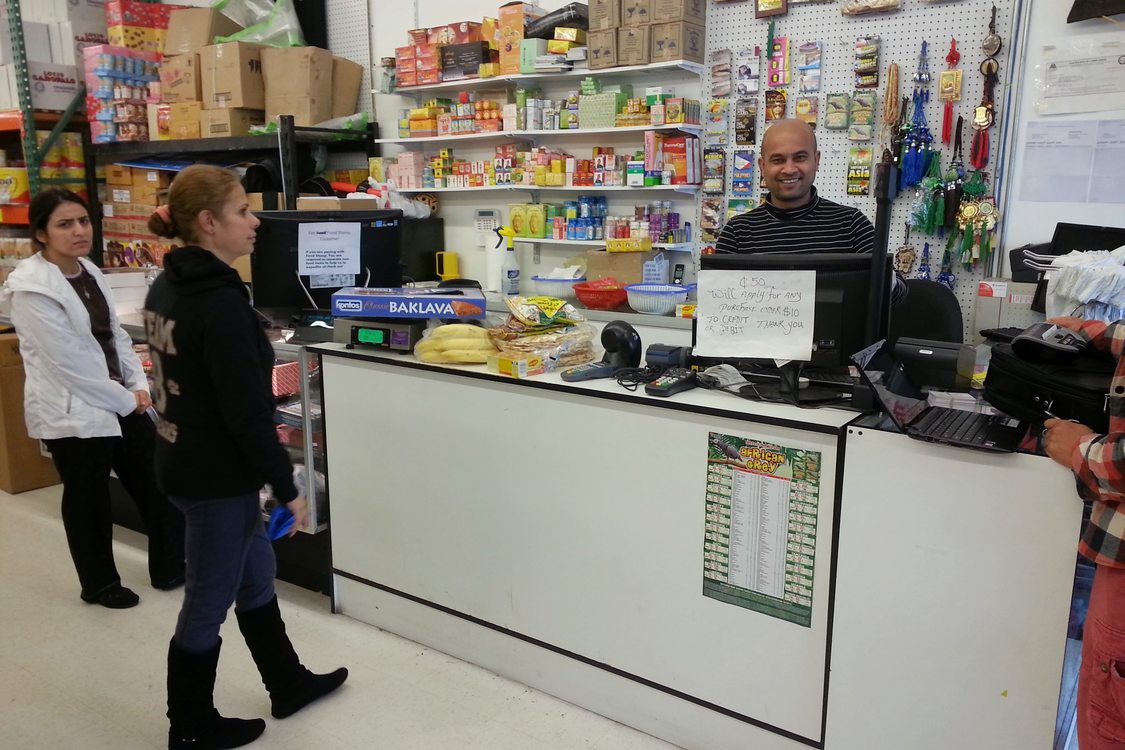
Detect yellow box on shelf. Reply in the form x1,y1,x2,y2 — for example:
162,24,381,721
606,237,653,253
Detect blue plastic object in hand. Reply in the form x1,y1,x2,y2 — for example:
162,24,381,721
267,505,295,541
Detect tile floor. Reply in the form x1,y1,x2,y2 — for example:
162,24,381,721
0,485,682,749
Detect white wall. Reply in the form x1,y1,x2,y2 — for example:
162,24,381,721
1003,2,1125,250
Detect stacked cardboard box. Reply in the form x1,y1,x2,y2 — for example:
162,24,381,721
0,334,60,495
0,1,93,110
101,164,178,268
587,0,706,70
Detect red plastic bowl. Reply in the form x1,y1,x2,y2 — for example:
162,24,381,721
574,281,628,310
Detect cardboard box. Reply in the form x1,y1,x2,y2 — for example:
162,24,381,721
200,107,264,137
0,168,30,205
331,55,364,118
650,21,705,63
652,0,706,24
159,53,201,103
105,0,185,53
26,62,81,110
163,7,242,56
200,41,264,110
131,168,173,189
426,22,482,46
105,163,133,186
331,287,487,320
0,335,60,494
260,45,333,127
618,26,650,66
168,101,202,139
586,249,660,285
589,0,621,30
519,39,548,74
440,42,493,81
621,0,653,26
588,30,618,70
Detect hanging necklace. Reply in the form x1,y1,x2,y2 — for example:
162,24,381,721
940,38,962,145
971,7,1002,169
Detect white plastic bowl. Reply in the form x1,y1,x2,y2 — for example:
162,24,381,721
624,284,690,315
530,276,585,300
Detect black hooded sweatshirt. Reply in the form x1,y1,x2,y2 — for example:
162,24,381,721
143,246,297,504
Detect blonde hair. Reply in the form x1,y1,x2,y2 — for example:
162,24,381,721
148,165,242,244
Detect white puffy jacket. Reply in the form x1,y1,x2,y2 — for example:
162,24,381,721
0,253,147,439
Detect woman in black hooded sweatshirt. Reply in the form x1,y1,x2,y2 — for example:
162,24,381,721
144,165,346,750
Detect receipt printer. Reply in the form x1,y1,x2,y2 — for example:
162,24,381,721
895,337,976,391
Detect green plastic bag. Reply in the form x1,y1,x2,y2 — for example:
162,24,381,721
213,0,305,47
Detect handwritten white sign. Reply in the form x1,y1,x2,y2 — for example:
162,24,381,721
694,269,816,361
297,223,361,276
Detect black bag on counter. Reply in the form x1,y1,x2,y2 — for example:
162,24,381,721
984,342,1114,432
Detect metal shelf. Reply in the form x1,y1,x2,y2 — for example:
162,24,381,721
398,184,700,194
90,125,369,161
383,60,706,96
514,238,694,251
372,123,702,145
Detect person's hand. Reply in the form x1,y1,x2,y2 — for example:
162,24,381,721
285,496,308,537
1047,316,1086,333
133,390,152,414
1043,418,1095,467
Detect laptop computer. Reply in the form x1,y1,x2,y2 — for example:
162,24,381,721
851,340,1024,453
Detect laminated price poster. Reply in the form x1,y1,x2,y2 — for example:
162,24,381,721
703,433,821,627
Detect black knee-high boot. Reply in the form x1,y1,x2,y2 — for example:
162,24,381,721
167,638,265,749
236,596,348,719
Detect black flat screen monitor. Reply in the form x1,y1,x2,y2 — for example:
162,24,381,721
250,209,403,319
695,252,891,370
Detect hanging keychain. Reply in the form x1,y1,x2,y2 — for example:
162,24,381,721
943,116,965,230
957,170,989,268
917,241,932,281
971,7,1002,169
894,224,918,274
940,39,961,145
901,41,934,188
936,248,956,291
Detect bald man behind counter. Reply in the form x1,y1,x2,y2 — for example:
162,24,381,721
715,119,875,256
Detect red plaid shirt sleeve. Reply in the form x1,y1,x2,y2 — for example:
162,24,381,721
1074,320,1125,566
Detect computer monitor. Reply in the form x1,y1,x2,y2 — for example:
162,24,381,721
695,252,891,403
250,209,404,320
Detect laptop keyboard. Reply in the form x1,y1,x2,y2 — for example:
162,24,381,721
916,408,992,444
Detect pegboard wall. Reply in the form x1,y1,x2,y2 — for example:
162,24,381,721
326,0,374,170
703,0,1022,341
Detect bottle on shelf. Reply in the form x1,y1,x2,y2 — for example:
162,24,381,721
495,225,520,296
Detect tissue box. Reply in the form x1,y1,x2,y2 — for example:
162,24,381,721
331,287,487,319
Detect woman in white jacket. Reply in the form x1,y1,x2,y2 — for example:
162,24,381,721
0,188,184,608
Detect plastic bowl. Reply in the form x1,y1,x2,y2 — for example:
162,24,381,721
574,281,628,310
530,276,584,299
624,284,690,315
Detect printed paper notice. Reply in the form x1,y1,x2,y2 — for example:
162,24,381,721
297,223,360,276
1020,119,1125,204
693,269,816,361
703,433,821,627
1037,33,1125,115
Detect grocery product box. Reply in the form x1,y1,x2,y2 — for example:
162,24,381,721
618,26,650,66
105,0,185,53
426,21,482,45
0,168,30,205
499,2,545,76
168,101,202,139
621,0,653,26
653,0,706,24
159,53,201,103
27,62,81,111
588,30,618,70
589,0,621,30
487,352,545,378
261,45,333,127
332,55,364,117
519,39,548,74
440,42,494,81
651,22,705,63
0,334,60,494
331,287,487,320
200,107,264,137
200,41,264,110
163,7,242,56
46,15,109,77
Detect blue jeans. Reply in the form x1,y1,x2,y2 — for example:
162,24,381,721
170,493,276,654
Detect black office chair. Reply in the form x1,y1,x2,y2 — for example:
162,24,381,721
887,279,964,344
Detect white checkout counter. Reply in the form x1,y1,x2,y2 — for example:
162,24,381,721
312,329,1082,750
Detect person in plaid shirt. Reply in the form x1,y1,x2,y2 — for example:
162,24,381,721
1044,315,1125,750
